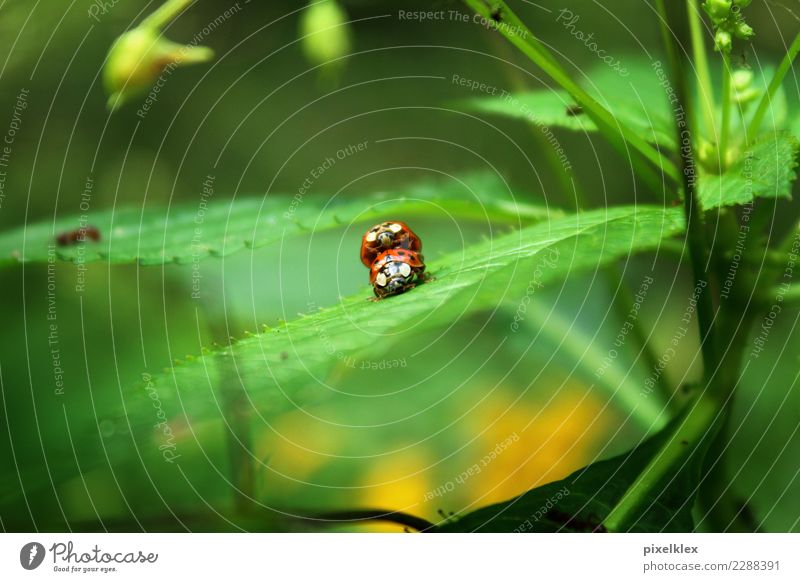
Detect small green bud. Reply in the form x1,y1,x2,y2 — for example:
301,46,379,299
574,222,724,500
104,26,214,111
714,29,732,52
703,0,732,22
299,0,352,69
697,139,715,166
734,20,754,39
731,69,753,91
731,69,758,105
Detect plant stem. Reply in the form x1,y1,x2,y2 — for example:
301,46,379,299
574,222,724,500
672,64,717,369
686,0,718,143
697,413,757,531
604,0,723,531
602,390,721,531
142,0,195,30
747,31,800,141
658,0,717,373
719,52,732,171
461,0,679,182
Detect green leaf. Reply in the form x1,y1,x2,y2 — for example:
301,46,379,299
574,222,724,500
454,61,676,150
107,205,684,461
458,90,675,149
698,132,799,210
433,416,703,532
0,173,555,266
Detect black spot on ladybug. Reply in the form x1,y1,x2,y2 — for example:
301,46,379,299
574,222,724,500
56,226,101,246
566,104,584,116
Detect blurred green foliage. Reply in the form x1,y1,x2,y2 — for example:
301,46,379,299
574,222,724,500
1,0,799,532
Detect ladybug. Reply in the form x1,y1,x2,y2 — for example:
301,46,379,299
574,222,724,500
370,249,425,298
56,225,101,246
360,221,421,267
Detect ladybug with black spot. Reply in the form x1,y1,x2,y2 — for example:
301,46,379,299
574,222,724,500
360,221,421,267
369,248,426,298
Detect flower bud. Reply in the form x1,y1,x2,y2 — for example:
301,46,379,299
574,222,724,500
731,69,758,105
714,29,732,52
734,20,754,39
696,139,715,165
703,0,732,22
731,69,753,91
104,26,214,111
299,0,352,69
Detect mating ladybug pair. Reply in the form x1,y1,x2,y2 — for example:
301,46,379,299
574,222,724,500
361,221,426,298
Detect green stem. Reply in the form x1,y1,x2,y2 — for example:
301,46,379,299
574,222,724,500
686,0,717,142
142,0,195,30
603,390,721,531
747,31,800,141
660,0,716,371
461,0,679,182
697,413,756,531
719,52,732,171
604,1,723,531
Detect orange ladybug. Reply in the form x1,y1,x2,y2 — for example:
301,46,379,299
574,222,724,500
360,221,421,268
369,249,426,298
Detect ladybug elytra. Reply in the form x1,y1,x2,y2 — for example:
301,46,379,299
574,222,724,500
360,221,421,268
369,249,426,298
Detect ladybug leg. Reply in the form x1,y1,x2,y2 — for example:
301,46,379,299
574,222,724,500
420,272,435,282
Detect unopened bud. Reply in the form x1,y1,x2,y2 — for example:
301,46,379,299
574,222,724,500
731,69,758,106
734,21,754,39
703,0,732,22
714,29,732,52
299,0,352,70
104,26,214,111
